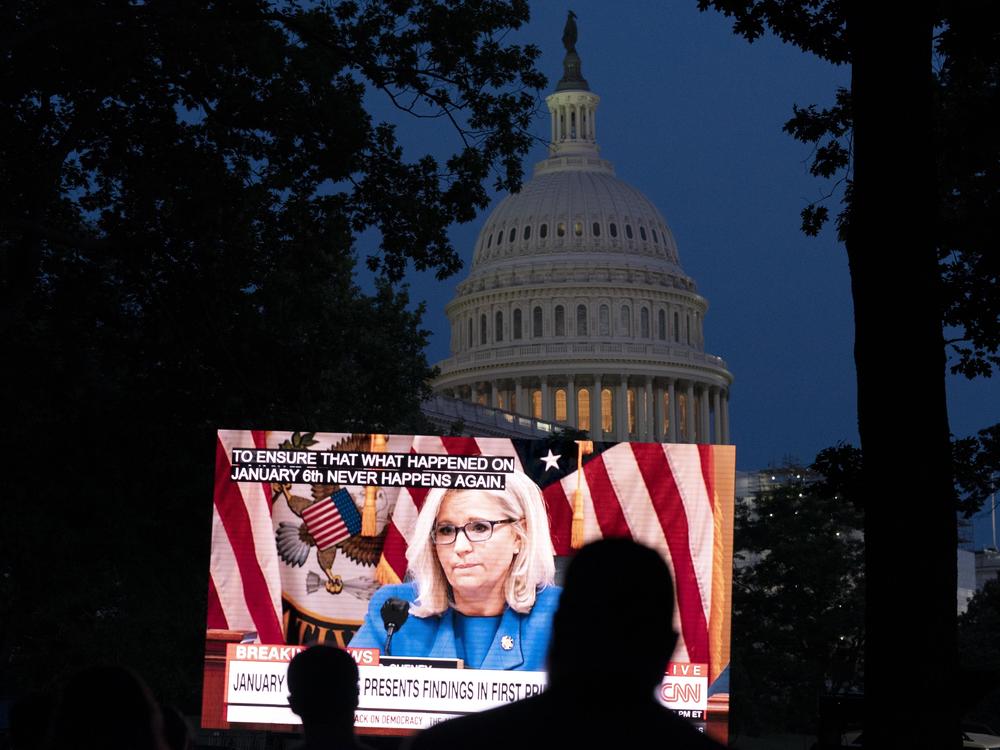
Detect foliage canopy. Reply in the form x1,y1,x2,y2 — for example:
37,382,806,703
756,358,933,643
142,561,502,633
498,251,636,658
699,0,1000,379
731,445,865,734
0,0,546,704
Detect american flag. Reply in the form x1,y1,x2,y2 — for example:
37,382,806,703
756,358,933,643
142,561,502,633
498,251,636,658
301,488,362,550
207,430,734,686
207,430,284,644
373,434,735,685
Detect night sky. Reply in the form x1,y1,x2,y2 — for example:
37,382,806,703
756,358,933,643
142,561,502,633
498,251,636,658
360,2,998,544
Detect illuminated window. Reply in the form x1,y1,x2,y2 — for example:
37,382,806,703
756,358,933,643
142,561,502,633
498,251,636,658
555,389,567,422
574,221,583,237
627,388,636,434
540,223,548,239
599,304,610,335
577,388,591,432
532,389,542,419
513,309,522,340
663,391,671,435
625,224,633,239
480,314,487,345
639,226,647,241
678,393,687,440
601,388,613,433
477,391,488,406
510,392,517,414
533,306,542,337
621,306,631,336
641,307,650,338
557,222,566,237
524,225,531,240
555,305,565,336
592,222,601,237
658,309,666,340
497,391,505,410
576,305,588,336
495,311,503,342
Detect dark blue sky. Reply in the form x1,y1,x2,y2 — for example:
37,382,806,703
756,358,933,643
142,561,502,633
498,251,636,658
362,2,997,529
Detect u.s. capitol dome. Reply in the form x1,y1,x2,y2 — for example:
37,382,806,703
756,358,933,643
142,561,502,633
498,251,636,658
431,21,732,444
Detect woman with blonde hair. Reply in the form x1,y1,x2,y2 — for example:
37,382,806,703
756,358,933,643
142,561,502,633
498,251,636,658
350,471,559,670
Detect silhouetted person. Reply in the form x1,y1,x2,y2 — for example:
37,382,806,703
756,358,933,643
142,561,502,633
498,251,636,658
45,665,168,750
408,538,725,750
287,645,372,750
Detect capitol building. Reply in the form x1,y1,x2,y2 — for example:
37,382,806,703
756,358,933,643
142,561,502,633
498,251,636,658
427,21,732,445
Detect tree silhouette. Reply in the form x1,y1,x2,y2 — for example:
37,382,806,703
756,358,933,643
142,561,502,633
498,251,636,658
0,0,545,706
959,579,1000,731
731,445,864,736
698,2,1000,748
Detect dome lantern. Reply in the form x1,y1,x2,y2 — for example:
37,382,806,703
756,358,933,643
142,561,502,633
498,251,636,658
547,12,599,159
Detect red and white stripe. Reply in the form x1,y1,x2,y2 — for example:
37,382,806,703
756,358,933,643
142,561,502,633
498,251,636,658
207,430,284,643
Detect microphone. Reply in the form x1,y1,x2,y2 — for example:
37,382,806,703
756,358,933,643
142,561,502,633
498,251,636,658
380,597,409,656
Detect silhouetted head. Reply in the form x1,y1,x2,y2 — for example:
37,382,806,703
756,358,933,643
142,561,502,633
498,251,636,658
548,538,678,700
46,665,167,750
287,645,359,727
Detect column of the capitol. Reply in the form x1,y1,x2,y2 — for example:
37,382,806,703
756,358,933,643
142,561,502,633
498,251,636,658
567,375,577,428
591,376,602,440
654,380,665,442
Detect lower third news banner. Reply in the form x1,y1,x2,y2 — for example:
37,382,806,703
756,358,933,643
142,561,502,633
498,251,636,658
223,645,707,729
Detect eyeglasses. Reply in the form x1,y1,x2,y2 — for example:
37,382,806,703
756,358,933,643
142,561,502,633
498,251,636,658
430,519,519,545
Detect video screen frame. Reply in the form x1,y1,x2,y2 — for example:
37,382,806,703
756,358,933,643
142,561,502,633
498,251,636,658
202,430,734,741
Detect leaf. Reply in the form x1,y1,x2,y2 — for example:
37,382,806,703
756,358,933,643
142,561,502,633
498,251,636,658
800,204,829,236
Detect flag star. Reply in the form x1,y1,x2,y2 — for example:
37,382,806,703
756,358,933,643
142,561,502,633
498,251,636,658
540,449,561,471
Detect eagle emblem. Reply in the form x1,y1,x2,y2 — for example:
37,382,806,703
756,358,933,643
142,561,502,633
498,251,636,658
273,432,386,598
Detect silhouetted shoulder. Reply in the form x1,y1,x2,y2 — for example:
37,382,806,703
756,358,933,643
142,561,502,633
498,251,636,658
407,694,548,750
407,690,725,750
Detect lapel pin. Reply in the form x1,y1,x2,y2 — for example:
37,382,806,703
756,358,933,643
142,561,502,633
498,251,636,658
500,635,515,651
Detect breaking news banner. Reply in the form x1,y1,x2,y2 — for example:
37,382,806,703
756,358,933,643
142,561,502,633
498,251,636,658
203,430,735,742
223,644,706,730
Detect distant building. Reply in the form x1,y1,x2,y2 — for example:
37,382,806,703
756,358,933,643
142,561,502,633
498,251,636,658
958,549,976,614
736,468,982,615
428,17,732,444
975,547,1000,591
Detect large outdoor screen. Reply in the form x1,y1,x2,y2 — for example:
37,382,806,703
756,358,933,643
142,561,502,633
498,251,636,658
202,430,735,741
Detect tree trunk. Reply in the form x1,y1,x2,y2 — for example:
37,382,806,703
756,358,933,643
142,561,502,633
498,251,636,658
848,5,958,749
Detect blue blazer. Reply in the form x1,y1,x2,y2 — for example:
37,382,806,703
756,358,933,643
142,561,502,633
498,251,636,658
349,582,561,671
